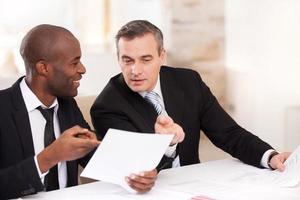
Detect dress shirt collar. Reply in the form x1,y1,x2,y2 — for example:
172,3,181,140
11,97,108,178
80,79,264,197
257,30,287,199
20,77,59,112
138,75,163,98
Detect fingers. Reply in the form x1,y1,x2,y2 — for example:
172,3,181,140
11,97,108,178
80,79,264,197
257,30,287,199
155,115,185,145
51,126,100,161
273,162,285,172
139,169,158,178
66,125,89,136
171,125,185,144
125,169,157,193
62,125,100,144
125,179,153,193
70,131,100,149
76,137,100,148
270,152,291,172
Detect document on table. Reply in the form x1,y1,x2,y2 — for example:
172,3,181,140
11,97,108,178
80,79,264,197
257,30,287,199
200,145,300,188
81,129,173,192
156,155,300,200
272,145,300,187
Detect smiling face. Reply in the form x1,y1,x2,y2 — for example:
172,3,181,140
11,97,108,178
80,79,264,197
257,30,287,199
46,35,85,98
117,33,165,92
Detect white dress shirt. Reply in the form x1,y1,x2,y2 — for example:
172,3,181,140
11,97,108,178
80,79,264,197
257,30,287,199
20,78,67,189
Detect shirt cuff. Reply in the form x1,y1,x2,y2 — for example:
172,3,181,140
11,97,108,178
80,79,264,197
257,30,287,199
34,155,49,180
164,143,177,158
260,149,276,168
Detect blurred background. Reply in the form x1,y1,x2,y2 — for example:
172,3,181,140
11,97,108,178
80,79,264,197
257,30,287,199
0,0,299,158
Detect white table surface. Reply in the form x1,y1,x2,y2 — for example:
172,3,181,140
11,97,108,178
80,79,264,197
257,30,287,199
23,159,300,200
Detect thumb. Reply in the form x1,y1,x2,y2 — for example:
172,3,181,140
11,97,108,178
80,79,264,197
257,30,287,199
66,125,89,137
156,114,173,125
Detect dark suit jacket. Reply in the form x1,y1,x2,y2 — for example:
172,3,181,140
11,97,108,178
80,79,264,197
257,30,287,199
0,77,91,199
91,66,273,170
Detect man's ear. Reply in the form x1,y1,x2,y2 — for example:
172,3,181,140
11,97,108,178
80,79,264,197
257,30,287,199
160,48,167,65
35,60,48,76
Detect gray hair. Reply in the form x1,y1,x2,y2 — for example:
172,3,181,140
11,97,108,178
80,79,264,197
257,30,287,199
115,20,164,54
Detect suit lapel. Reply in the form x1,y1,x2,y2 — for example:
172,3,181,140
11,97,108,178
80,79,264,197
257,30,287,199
116,75,157,133
160,67,185,165
160,67,185,125
57,99,78,186
11,78,35,157
57,102,68,133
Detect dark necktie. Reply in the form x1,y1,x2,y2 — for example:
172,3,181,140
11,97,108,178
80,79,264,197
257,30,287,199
37,106,59,191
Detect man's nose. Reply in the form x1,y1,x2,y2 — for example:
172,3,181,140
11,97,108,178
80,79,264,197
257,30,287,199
78,62,86,74
131,63,142,75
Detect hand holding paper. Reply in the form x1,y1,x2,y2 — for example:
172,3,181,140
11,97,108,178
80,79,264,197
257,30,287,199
269,152,291,172
272,145,300,187
81,129,173,192
125,169,158,193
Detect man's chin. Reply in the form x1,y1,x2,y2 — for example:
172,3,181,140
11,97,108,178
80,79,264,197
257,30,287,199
129,85,146,93
56,90,78,98
70,90,78,97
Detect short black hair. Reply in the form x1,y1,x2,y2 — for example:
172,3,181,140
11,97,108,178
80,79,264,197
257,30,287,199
20,24,74,73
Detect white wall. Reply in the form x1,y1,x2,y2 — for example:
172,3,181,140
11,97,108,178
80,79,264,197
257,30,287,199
79,0,167,95
108,0,171,50
225,0,300,150
78,52,120,96
0,0,165,95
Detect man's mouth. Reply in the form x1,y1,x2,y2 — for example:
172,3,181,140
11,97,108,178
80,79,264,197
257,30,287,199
73,79,81,87
131,79,145,84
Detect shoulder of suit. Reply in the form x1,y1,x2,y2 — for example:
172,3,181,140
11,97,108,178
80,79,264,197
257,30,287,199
0,79,21,109
161,65,201,79
0,86,11,97
93,73,124,103
0,87,12,111
101,73,122,94
58,97,77,107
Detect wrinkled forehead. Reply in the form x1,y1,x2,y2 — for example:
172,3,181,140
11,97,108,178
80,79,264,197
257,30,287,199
117,34,159,57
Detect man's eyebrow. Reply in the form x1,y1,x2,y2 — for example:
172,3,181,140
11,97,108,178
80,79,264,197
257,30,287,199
121,55,133,59
71,56,81,62
141,55,153,59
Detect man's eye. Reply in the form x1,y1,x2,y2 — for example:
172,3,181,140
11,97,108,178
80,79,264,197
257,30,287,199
124,59,133,64
72,61,80,66
143,59,151,63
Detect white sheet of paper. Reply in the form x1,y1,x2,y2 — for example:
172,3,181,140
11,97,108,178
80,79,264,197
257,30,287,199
272,145,300,187
81,129,173,192
156,158,300,200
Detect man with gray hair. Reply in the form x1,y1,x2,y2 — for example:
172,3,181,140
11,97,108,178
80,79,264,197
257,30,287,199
91,20,290,180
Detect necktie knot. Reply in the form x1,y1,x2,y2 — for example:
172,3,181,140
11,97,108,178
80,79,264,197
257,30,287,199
37,106,54,123
144,91,165,115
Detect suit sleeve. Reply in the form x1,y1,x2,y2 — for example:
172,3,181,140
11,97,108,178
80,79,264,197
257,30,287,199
0,156,44,199
90,91,176,171
91,102,139,140
193,71,273,167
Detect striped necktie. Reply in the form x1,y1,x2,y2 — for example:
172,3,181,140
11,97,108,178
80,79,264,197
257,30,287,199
144,91,165,115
